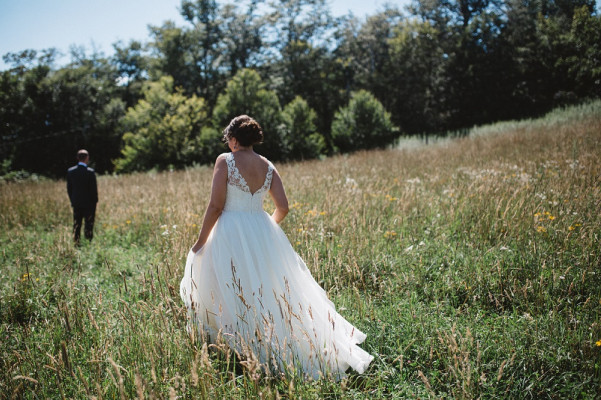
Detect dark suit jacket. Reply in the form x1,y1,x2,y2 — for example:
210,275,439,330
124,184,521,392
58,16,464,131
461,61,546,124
67,164,98,208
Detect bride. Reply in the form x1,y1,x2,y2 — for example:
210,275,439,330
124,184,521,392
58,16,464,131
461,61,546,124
180,115,373,379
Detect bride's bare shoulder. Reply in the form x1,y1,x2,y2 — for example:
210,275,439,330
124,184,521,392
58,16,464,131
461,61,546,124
258,154,273,167
215,153,231,163
213,153,230,170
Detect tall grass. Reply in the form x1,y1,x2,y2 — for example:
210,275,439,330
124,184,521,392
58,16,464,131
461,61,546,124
1,101,600,398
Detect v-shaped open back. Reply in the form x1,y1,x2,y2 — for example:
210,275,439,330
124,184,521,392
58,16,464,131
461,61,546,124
226,152,273,196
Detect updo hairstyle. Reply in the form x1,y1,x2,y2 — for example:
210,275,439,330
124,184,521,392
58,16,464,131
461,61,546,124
222,115,264,147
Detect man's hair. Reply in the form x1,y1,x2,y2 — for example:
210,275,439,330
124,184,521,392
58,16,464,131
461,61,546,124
77,149,89,162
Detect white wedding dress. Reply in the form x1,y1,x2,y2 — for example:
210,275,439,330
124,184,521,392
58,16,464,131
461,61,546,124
180,152,373,379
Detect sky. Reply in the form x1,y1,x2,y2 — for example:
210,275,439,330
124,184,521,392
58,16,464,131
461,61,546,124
0,0,405,71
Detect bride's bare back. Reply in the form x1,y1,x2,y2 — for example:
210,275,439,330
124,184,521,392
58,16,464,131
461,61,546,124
231,151,270,194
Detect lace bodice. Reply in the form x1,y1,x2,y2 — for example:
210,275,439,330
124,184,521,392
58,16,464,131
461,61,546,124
224,152,274,212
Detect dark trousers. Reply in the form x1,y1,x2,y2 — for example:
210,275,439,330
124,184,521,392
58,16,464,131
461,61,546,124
73,205,96,243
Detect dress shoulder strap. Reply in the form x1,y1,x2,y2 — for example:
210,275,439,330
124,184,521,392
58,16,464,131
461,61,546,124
263,159,275,190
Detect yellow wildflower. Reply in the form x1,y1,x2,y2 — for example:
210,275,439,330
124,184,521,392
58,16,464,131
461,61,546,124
384,231,397,239
568,226,575,231
548,215,555,220
126,220,132,224
596,340,601,347
536,226,547,233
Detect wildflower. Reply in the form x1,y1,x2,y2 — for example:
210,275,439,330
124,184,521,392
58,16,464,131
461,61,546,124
568,226,575,231
319,211,327,216
596,340,601,347
126,220,132,224
345,177,358,188
548,215,556,220
20,273,29,282
384,231,397,239
536,226,547,233
534,212,541,217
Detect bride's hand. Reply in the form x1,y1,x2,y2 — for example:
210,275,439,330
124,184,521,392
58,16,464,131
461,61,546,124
191,242,204,254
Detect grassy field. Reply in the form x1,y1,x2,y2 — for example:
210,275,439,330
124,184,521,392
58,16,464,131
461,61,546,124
1,101,600,399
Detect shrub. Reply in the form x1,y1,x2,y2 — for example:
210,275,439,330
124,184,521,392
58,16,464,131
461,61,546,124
114,76,212,172
281,96,325,160
331,90,396,152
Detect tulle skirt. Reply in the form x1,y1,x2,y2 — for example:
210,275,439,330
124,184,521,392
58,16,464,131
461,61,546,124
180,210,373,379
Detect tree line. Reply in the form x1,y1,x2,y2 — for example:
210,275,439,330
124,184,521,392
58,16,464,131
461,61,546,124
1,0,599,178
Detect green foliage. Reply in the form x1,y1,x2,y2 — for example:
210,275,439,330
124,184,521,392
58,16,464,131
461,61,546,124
331,90,396,152
114,76,214,172
212,69,283,159
2,0,601,176
281,96,325,160
388,19,448,133
557,6,601,98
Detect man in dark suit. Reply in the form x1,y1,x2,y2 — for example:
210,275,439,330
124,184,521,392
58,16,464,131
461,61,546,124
67,149,98,244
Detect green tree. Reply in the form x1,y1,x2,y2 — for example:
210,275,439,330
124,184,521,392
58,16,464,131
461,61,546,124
149,0,269,107
212,69,283,159
281,96,325,160
556,6,601,99
112,40,149,108
114,76,212,172
331,90,396,152
336,9,403,112
148,22,195,94
219,1,266,76
179,0,224,104
265,0,340,139
388,19,449,134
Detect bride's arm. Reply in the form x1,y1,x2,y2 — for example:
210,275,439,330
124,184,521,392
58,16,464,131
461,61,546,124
269,169,289,224
191,155,228,253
